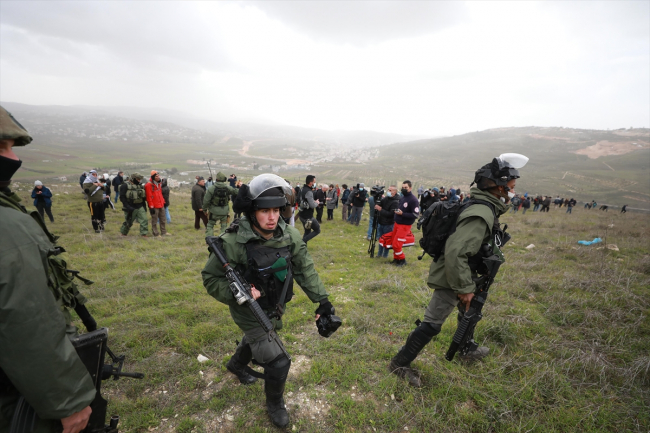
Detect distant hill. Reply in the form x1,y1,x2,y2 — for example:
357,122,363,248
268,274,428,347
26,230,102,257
373,126,649,207
1,102,423,148
4,102,647,207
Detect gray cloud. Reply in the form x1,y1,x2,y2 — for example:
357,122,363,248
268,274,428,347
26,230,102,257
0,1,648,135
245,0,469,45
0,1,231,73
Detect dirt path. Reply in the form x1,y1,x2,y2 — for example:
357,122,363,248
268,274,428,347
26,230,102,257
574,140,647,159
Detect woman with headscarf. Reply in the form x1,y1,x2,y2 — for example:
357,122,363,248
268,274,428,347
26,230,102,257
82,169,106,233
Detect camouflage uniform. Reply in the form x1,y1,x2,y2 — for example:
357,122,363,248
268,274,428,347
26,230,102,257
203,172,238,236
0,106,96,432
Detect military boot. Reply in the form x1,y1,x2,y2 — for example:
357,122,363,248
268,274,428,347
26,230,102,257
389,321,440,387
458,345,489,361
264,356,291,428
389,355,422,388
226,337,257,385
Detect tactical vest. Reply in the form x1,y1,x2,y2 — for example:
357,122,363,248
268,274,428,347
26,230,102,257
210,184,230,207
0,192,93,328
125,182,146,204
241,242,293,312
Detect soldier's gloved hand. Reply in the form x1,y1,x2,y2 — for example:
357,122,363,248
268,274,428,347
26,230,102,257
315,299,334,320
149,208,155,216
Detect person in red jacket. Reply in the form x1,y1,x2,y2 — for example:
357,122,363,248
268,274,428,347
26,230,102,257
145,171,171,236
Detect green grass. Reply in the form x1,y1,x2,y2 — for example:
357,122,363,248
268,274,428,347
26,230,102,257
11,185,650,432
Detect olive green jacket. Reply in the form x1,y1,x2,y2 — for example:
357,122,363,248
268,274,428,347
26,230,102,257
203,182,238,216
427,187,507,294
83,181,104,203
0,191,95,422
202,217,329,331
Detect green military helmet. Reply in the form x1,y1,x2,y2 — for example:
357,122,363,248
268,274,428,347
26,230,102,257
215,171,227,182
131,172,143,181
0,106,32,146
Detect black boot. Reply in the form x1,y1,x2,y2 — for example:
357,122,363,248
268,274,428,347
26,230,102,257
264,356,291,428
389,322,440,387
226,337,257,385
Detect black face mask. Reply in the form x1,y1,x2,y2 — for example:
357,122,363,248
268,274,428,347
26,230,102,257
401,188,409,196
0,156,23,185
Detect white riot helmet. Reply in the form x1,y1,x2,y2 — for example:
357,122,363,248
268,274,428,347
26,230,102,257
247,173,292,209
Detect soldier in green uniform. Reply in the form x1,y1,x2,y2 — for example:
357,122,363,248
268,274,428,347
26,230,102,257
389,153,528,387
203,171,238,236
0,106,96,433
202,174,337,428
119,172,149,237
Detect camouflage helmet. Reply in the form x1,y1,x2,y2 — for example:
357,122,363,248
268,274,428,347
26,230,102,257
0,106,32,146
131,172,143,181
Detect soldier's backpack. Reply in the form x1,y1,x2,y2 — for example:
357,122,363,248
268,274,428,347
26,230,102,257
417,199,496,262
211,185,230,207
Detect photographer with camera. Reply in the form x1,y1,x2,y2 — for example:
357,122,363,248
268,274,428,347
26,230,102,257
298,175,321,244
349,183,367,226
202,174,338,428
373,185,400,258
388,180,419,267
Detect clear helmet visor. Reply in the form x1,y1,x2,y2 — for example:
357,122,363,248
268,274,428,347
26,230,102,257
498,153,529,169
248,173,292,199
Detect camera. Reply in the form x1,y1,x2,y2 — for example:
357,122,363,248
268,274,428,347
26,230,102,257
370,185,385,200
316,314,342,338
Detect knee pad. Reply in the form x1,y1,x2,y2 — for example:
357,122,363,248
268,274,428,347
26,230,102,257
264,355,291,382
418,322,441,338
267,354,291,371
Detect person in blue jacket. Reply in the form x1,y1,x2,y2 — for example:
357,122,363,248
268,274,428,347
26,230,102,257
32,180,54,223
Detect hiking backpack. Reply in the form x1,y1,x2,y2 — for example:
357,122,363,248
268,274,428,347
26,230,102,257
417,199,496,262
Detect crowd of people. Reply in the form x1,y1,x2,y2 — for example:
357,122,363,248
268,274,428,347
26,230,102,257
0,103,636,432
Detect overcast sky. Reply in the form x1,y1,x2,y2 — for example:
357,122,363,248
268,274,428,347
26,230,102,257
1,1,648,136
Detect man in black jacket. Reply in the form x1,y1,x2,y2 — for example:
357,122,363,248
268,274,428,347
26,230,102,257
298,175,321,244
314,184,326,223
191,177,208,230
374,185,399,258
349,183,367,226
112,171,123,202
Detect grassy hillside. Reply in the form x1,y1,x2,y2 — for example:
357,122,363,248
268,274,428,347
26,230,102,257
8,184,649,432
372,127,650,208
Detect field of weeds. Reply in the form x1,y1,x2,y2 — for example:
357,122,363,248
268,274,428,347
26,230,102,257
9,183,649,432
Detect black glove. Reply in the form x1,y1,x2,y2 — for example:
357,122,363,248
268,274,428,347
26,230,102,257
149,208,155,216
315,300,335,317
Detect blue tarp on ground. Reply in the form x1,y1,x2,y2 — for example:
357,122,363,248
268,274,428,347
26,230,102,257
578,237,602,246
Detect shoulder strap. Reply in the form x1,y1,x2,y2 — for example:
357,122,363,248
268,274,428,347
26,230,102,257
449,198,497,238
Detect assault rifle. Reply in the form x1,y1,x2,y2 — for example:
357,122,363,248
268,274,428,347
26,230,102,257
205,236,291,361
72,301,144,433
445,254,502,361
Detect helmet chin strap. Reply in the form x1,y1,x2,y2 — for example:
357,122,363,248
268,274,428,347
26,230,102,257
492,186,510,202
